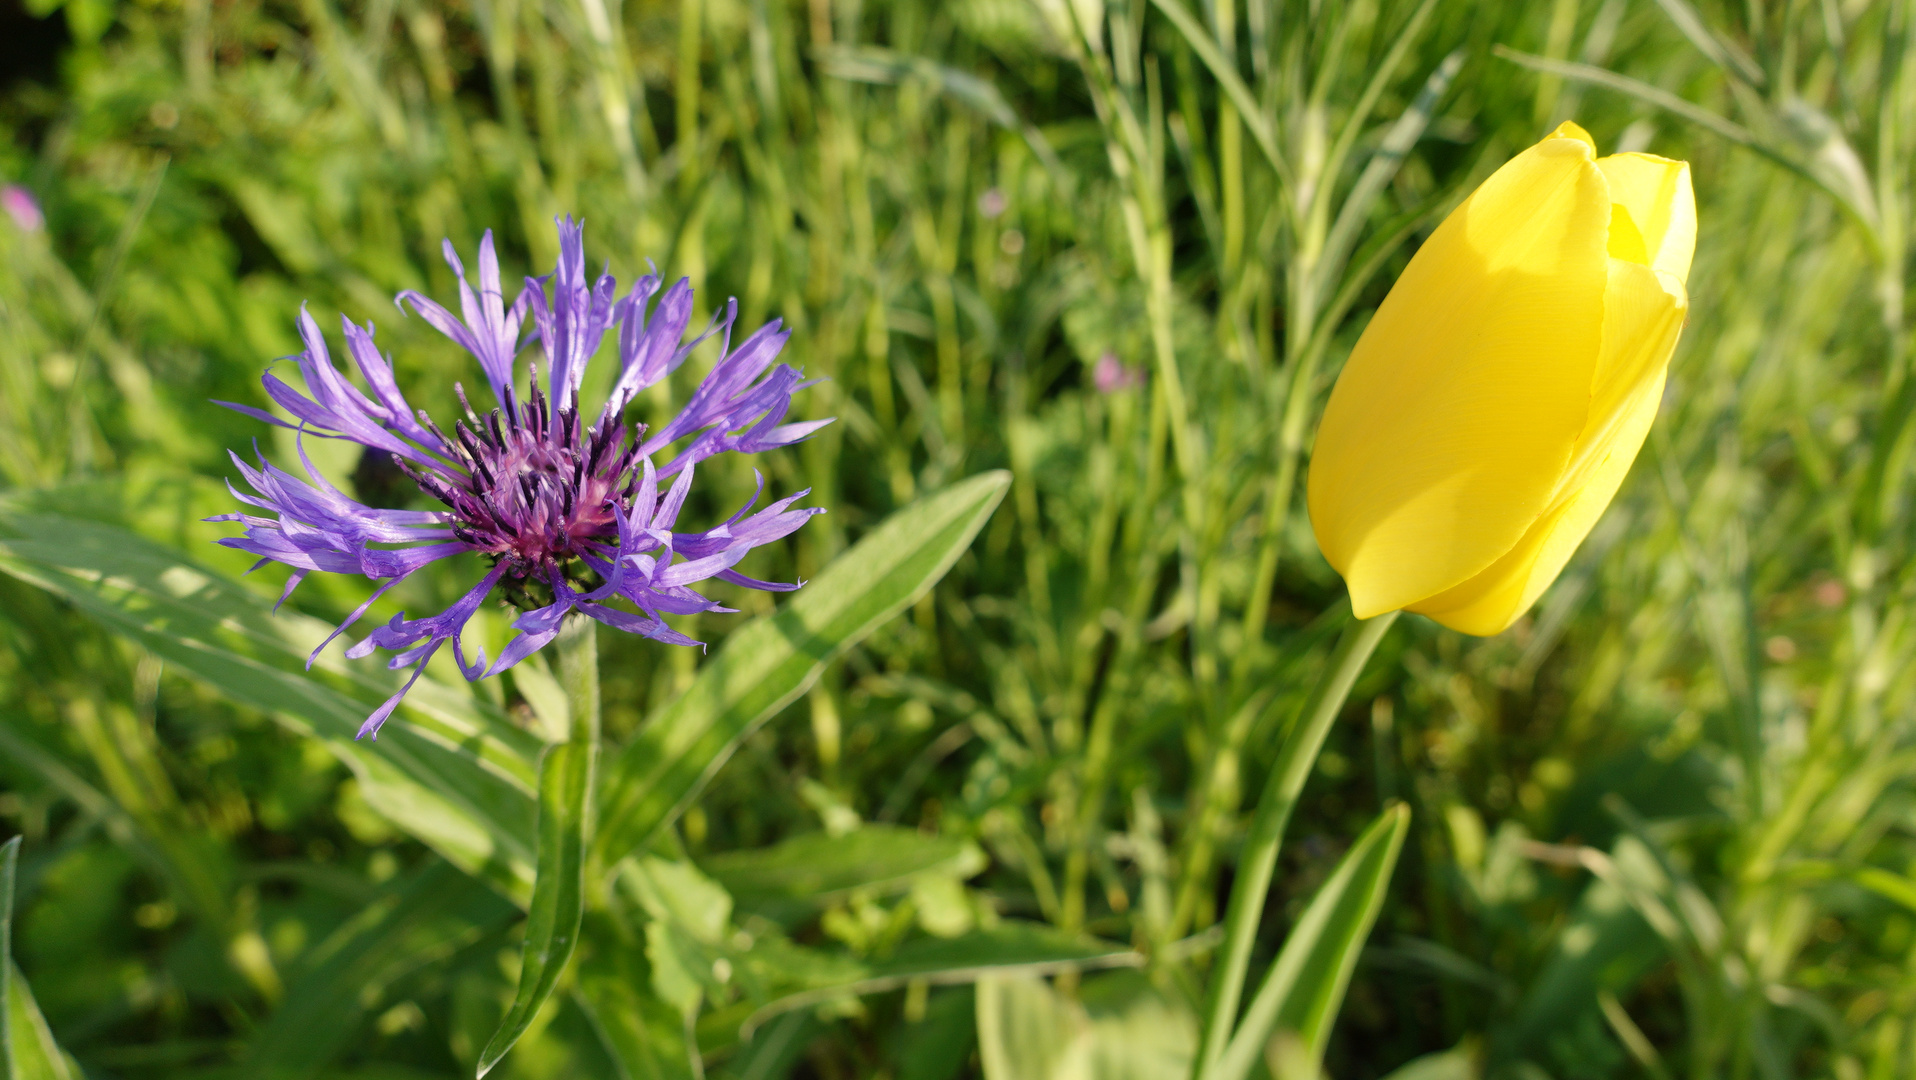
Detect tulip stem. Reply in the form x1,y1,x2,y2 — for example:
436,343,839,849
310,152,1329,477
1189,607,1399,1080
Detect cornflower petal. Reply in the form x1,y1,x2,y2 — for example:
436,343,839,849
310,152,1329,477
526,217,618,409
397,230,530,409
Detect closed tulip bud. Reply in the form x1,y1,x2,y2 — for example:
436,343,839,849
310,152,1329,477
1307,122,1694,635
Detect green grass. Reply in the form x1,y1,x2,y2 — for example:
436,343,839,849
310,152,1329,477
2,0,1914,1077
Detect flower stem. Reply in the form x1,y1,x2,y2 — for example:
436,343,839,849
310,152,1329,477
554,613,602,901
1189,607,1399,1080
555,613,600,746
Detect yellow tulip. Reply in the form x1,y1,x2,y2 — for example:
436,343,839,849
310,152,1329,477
1307,121,1694,635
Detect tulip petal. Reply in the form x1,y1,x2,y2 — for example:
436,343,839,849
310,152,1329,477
1597,153,1695,283
1408,259,1687,633
1550,120,1597,152
1308,129,1612,619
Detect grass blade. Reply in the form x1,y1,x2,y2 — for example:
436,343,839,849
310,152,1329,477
1145,0,1287,182
1649,0,1767,87
1493,48,1762,146
2,834,12,1080
2,837,78,1080
1317,0,1443,207
595,471,1011,865
815,45,1064,179
1317,47,1465,301
740,921,1141,1038
1493,47,1884,250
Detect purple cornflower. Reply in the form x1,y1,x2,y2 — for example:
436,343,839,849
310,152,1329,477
213,218,830,739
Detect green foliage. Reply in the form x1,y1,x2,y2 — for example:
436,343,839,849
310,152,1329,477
4,0,1916,1077
595,470,1014,864
1216,803,1410,1080
2,837,80,1080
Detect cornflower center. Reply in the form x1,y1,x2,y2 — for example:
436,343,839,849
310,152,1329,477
399,373,641,580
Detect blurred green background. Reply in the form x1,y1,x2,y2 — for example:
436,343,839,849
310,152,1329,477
2,0,1913,1076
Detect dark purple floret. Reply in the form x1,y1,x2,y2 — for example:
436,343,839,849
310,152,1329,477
212,217,829,739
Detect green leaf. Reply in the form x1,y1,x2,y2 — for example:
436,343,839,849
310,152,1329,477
574,919,699,1080
1786,861,1916,914
3,964,75,1080
1214,803,1411,1080
976,974,1083,1080
605,856,871,1028
977,970,1196,1080
1314,0,1443,217
1647,0,1766,87
1317,45,1464,301
1143,0,1285,180
477,740,596,1077
2,837,78,1080
625,856,733,945
1501,862,1660,1065
814,46,1064,179
719,1011,817,1080
596,471,1012,865
247,860,515,1076
700,826,986,915
573,969,699,1080
741,921,1140,1037
1491,47,1885,252
620,857,735,1016
0,506,543,903
1377,1043,1479,1080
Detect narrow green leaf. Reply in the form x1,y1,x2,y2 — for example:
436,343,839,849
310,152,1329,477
1317,0,1443,208
596,471,1011,865
817,44,1014,128
1786,861,1916,914
741,921,1140,1037
1214,803,1410,1080
477,740,596,1077
1492,48,1764,148
1144,0,1286,181
1648,0,1766,87
2,837,77,1080
4,964,76,1080
814,46,1066,183
0,508,541,903
1,834,14,1080
1492,47,1885,255
1317,47,1465,300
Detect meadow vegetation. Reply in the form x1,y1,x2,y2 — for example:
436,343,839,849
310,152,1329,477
1,0,1913,1077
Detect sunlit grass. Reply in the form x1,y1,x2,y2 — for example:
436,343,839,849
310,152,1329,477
1,0,1913,1077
